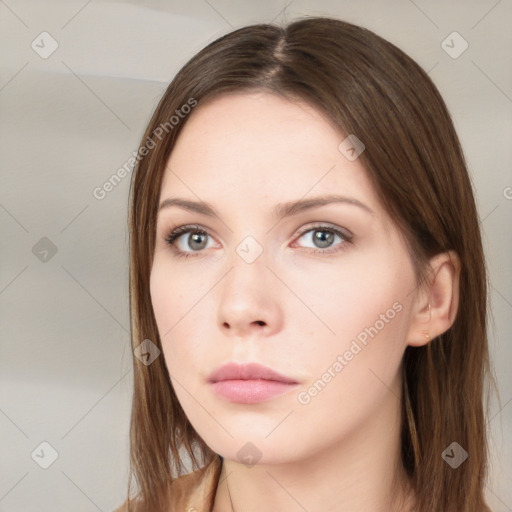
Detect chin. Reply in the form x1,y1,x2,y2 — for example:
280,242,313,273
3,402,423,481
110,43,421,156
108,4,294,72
202,433,307,468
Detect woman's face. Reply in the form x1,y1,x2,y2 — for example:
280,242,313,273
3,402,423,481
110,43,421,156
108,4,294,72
150,92,418,464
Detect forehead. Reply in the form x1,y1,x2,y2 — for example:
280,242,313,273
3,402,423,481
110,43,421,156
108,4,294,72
170,91,342,159
159,92,384,224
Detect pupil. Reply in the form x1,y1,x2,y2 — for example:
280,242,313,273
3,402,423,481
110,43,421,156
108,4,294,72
190,233,207,250
314,230,333,248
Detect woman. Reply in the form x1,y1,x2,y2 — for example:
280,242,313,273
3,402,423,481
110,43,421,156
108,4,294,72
115,16,494,512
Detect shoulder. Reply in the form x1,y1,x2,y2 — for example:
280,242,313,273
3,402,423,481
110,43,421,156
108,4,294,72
112,494,145,512
112,456,223,512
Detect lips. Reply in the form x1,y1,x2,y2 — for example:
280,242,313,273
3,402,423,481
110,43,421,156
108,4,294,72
207,362,298,384
207,362,299,404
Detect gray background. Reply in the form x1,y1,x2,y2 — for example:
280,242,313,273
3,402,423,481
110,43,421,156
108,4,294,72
0,0,511,510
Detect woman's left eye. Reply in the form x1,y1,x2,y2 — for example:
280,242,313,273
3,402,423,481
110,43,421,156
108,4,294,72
292,225,353,254
163,223,353,259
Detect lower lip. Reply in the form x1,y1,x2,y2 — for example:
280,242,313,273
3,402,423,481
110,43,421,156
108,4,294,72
210,379,298,404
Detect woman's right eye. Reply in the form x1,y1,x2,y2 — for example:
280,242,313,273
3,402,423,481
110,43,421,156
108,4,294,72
164,225,215,259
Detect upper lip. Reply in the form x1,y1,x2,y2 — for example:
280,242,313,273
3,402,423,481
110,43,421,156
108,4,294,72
208,362,298,384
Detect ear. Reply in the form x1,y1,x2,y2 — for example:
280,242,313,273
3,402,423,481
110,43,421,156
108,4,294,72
407,250,461,347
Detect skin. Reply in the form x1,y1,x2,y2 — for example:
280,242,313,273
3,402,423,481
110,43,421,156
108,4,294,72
150,92,460,512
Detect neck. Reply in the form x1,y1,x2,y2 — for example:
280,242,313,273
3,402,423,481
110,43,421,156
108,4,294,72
212,379,415,512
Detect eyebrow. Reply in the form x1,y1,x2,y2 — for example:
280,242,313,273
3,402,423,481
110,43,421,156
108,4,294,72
158,194,374,220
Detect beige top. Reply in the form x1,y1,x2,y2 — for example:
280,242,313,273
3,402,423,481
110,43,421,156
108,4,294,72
113,456,223,512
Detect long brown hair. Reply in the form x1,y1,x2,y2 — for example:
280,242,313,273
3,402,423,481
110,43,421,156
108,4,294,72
125,16,495,512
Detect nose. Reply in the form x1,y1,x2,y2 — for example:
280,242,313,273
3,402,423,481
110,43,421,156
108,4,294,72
216,254,284,338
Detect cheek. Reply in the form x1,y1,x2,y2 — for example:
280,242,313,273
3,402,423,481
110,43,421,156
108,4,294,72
149,257,201,337
150,263,177,334
150,262,186,362
149,260,211,379
289,254,409,346
292,282,411,442
288,249,414,394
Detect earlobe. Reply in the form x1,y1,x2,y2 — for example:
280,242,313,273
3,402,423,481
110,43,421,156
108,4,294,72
407,250,461,347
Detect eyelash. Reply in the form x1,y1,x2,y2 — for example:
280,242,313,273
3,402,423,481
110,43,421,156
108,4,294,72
163,223,354,260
